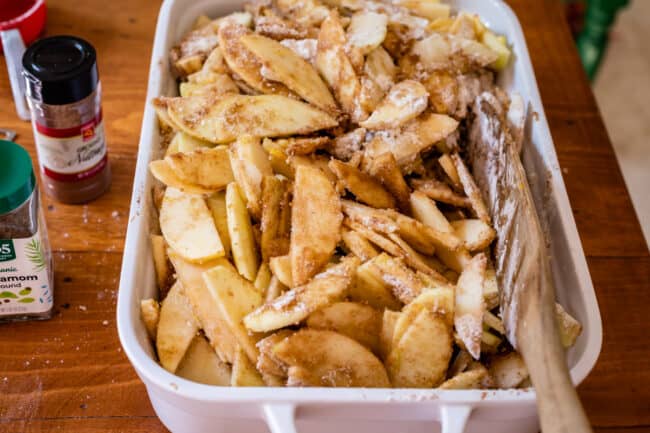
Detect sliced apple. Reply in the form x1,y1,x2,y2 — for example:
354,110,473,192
395,0,450,20
379,309,401,359
256,330,293,378
369,253,425,304
488,352,529,388
265,275,288,303
364,46,397,93
187,46,231,83
260,176,291,262
341,229,379,261
290,165,342,286
392,211,461,252
262,138,294,179
341,200,398,234
450,153,491,223
165,146,233,191
206,191,232,258
347,11,388,55
386,309,453,388
364,113,459,170
365,152,411,213
273,329,390,387
176,335,232,386
269,254,293,288
241,33,337,114
455,253,487,359
150,234,172,294
483,266,500,310
218,22,294,96
254,262,272,294
167,93,338,144
556,303,583,348
203,264,264,363
438,153,461,189
306,302,382,353
360,80,429,130
316,10,365,121
451,219,496,251
168,252,239,364
160,187,225,263
244,257,357,332
439,364,489,390
149,160,215,195
171,131,212,154
140,298,160,341
231,346,265,386
411,179,471,209
156,281,199,373
345,219,404,258
351,260,403,311
153,97,179,133
330,159,396,209
226,182,259,281
229,135,274,220
392,287,455,351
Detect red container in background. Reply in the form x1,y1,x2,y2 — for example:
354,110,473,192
0,0,46,50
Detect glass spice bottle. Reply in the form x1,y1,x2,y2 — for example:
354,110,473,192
0,140,54,322
23,35,111,204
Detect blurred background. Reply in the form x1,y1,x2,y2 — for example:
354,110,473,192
567,0,649,245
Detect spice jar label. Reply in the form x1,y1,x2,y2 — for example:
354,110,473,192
0,231,53,315
32,112,108,183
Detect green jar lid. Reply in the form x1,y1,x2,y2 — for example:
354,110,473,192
0,140,36,215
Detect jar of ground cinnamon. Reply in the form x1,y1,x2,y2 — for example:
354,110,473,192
23,35,111,204
0,140,53,322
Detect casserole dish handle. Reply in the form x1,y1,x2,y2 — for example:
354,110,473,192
440,404,473,433
263,403,297,433
262,403,473,433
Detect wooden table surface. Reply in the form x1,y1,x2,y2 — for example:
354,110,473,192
1,0,648,432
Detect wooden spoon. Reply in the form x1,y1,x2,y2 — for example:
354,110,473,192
467,92,592,433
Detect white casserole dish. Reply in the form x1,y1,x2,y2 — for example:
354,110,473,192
116,0,603,432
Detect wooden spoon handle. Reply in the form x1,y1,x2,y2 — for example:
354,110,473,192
517,270,593,433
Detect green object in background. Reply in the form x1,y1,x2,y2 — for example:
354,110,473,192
577,0,630,80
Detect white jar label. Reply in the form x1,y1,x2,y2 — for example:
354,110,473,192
33,111,108,182
0,231,53,315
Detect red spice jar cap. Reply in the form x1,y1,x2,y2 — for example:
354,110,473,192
0,0,47,49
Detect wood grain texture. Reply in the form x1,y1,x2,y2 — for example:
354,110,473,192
0,0,648,432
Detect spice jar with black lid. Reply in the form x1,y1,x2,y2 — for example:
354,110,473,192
0,140,54,322
23,35,111,204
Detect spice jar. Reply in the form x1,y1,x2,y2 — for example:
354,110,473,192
0,140,53,322
23,35,111,204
